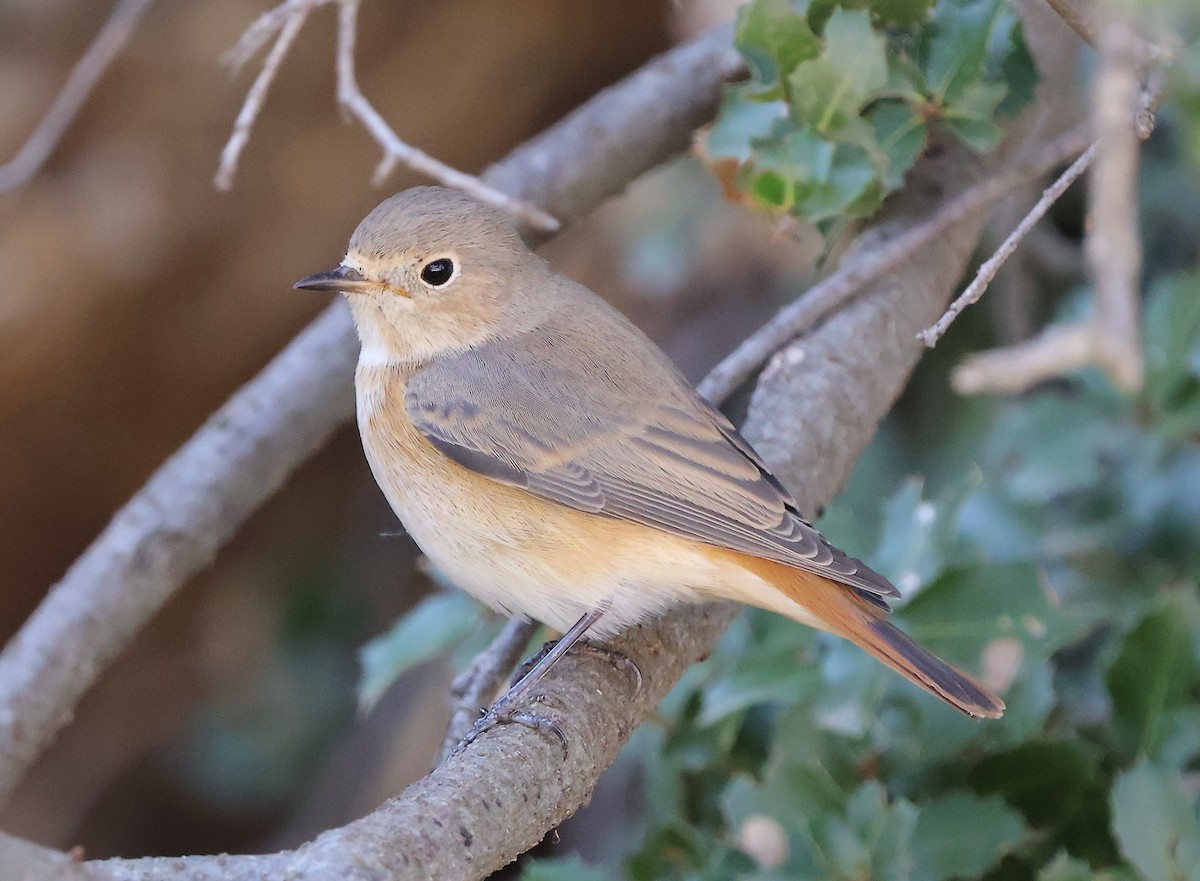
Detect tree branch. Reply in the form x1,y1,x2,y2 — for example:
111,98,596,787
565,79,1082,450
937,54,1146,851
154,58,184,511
0,23,740,811
952,15,1153,395
0,0,157,193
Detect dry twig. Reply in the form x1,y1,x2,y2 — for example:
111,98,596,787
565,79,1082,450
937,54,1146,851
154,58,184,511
952,17,1154,395
920,143,1096,348
0,0,157,193
215,0,559,232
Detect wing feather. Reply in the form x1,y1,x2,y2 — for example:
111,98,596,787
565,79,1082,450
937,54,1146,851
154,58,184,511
406,331,897,600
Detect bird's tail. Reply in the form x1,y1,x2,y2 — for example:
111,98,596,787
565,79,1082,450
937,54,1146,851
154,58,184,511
730,555,1005,718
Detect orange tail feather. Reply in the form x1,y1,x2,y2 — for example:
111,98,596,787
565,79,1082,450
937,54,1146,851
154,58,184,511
729,554,1005,719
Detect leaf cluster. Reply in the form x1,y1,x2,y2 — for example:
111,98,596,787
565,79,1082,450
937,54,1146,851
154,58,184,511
705,0,1035,232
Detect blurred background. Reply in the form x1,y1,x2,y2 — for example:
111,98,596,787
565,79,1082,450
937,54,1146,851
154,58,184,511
3,0,1200,878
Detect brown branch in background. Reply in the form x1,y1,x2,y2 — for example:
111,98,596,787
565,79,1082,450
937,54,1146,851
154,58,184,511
953,17,1152,395
699,124,1093,405
0,21,741,812
920,142,1096,348
0,0,157,193
1085,19,1144,392
214,0,559,232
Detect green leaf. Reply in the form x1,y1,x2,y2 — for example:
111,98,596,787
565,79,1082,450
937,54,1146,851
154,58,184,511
816,781,918,881
1110,757,1200,881
868,100,928,189
869,0,936,27
941,79,1007,151
910,792,1027,881
357,591,482,711
971,741,1118,865
736,0,822,97
706,89,789,162
1142,273,1200,431
519,855,613,881
920,0,1008,104
788,8,888,134
1038,851,1099,881
868,477,972,598
1107,593,1200,759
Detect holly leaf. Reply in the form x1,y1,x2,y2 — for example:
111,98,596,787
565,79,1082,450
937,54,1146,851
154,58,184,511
788,9,888,134
910,792,1027,881
1110,757,1200,881
736,0,822,98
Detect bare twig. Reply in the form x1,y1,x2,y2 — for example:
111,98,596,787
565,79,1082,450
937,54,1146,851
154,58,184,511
438,618,538,764
1086,19,1144,392
698,124,1093,404
214,0,311,191
0,21,741,811
952,18,1153,395
952,323,1092,394
0,0,157,193
920,143,1096,347
215,0,559,232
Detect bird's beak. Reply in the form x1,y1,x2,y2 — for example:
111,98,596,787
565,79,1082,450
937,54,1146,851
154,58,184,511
293,265,385,295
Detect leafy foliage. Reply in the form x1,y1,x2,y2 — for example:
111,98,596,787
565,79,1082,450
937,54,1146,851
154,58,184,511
705,0,1035,231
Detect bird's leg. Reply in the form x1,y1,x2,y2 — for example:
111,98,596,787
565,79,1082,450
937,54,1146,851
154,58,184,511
454,607,610,756
512,640,643,695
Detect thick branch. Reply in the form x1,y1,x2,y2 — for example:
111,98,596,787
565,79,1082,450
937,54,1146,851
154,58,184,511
0,24,740,808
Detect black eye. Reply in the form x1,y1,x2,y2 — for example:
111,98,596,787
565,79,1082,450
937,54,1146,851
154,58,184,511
420,258,455,287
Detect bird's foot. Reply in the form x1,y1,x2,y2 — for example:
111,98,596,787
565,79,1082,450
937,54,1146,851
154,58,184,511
452,693,567,757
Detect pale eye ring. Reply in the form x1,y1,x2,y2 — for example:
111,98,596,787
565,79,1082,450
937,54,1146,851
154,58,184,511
420,257,456,287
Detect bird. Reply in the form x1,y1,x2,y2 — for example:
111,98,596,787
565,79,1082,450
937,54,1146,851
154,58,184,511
294,186,1004,737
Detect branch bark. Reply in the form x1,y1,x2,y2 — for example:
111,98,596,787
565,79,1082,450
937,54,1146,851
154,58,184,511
0,23,740,809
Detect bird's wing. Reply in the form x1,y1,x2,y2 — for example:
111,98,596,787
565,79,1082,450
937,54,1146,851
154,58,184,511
405,332,898,600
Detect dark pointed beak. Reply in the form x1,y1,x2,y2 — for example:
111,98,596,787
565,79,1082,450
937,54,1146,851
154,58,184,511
293,265,382,294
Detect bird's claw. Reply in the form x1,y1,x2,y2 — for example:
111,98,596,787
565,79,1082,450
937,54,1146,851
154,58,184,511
451,696,568,758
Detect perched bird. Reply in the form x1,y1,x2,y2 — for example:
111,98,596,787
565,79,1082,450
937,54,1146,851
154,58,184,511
295,186,1004,730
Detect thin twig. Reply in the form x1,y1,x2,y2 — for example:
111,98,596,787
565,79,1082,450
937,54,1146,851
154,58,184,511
920,143,1097,347
214,2,310,191
214,0,559,232
0,0,157,193
438,618,538,765
951,18,1156,396
1086,19,1144,392
697,124,1093,404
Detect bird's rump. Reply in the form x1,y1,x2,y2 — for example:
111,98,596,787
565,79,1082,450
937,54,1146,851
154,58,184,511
405,324,898,600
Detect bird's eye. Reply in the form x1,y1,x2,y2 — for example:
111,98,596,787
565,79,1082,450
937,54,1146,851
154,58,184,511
420,258,456,287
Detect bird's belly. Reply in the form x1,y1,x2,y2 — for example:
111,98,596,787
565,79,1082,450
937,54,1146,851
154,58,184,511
358,389,724,635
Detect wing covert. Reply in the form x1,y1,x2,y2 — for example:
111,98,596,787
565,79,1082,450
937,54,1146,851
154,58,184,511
405,334,898,600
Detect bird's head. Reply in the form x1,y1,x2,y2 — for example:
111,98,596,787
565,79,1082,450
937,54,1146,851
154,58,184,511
295,186,541,366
